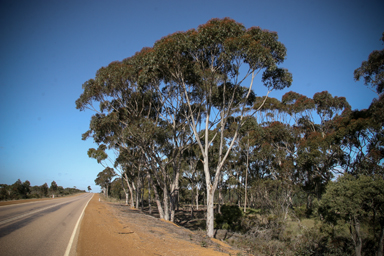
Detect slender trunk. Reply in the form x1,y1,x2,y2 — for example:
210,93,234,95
128,184,134,207
131,181,136,208
136,177,141,210
125,192,129,205
203,191,206,206
136,182,139,210
177,189,179,211
196,188,199,210
244,134,249,213
151,177,164,219
140,183,144,211
121,177,129,206
191,181,195,210
206,189,215,238
237,173,241,207
148,175,152,214
170,171,179,223
121,184,128,205
163,183,169,221
123,173,134,207
218,189,222,214
170,200,175,222
218,173,223,214
350,217,362,256
190,183,194,218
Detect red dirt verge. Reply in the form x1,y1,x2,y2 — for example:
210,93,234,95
76,194,244,256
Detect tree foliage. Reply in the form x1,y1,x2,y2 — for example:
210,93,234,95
76,23,383,253
319,174,384,256
354,32,384,96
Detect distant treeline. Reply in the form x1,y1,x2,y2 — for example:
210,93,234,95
0,179,85,201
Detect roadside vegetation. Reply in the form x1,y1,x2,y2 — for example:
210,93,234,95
77,18,383,255
0,180,86,200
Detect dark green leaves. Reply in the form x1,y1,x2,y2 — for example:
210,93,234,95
262,68,292,90
354,32,384,95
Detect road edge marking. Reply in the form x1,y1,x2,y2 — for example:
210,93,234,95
64,193,94,256
0,197,83,226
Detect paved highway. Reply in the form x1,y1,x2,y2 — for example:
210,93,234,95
0,193,93,256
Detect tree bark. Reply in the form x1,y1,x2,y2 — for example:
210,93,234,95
148,174,152,214
163,182,169,221
244,134,249,213
125,192,129,205
170,170,180,222
206,188,215,238
196,190,199,210
152,179,164,219
135,180,140,209
128,183,134,207
350,217,362,256
123,173,134,208
131,181,136,208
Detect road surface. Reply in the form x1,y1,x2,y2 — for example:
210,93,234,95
0,193,93,256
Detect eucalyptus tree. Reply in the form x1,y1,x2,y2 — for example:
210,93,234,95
77,18,291,236
87,144,135,206
354,32,384,96
149,18,292,237
77,49,193,221
337,94,384,176
95,167,116,198
319,174,384,256
279,91,351,212
10,179,31,199
182,142,204,211
126,48,196,221
50,181,58,197
41,183,49,197
251,91,350,214
76,58,165,214
346,32,384,176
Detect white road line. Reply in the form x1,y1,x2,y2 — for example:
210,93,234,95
0,198,80,226
64,193,93,256
0,194,87,208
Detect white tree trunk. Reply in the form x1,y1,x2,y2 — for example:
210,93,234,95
206,189,215,238
152,182,164,219
163,182,169,221
131,181,136,208
148,175,152,214
123,173,134,207
196,190,199,210
170,171,179,222
244,135,249,213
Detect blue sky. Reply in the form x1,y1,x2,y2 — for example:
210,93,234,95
1,0,383,191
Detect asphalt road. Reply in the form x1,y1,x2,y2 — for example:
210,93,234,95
0,193,93,256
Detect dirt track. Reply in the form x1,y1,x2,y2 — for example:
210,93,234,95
76,194,243,256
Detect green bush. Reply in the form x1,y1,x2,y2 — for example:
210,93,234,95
293,205,307,219
215,205,243,232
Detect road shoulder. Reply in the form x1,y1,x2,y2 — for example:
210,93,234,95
76,194,243,256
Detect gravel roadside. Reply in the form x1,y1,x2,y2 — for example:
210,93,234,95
76,194,243,256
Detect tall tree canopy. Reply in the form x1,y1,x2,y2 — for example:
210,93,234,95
354,32,384,96
77,18,292,237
